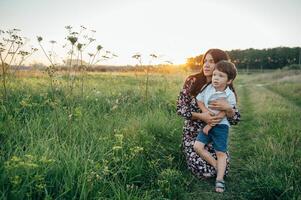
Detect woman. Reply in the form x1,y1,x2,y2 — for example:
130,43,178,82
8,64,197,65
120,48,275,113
176,49,240,179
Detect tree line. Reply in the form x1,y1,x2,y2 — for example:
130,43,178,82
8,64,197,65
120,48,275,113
186,47,301,70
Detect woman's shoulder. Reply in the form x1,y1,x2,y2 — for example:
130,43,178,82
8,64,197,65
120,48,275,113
184,73,201,85
185,74,196,82
181,75,196,92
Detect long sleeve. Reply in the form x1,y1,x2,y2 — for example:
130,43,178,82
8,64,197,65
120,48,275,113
227,106,241,125
176,77,195,120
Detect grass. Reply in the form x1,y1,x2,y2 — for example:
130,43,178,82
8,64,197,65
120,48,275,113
0,70,300,199
226,73,301,199
250,69,301,107
266,82,301,107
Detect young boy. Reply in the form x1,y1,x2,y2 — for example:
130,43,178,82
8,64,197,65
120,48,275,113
193,60,237,193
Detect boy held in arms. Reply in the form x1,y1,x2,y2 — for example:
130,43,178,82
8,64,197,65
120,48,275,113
194,60,237,193
197,61,237,135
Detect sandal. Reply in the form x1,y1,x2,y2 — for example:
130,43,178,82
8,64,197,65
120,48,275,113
215,180,225,193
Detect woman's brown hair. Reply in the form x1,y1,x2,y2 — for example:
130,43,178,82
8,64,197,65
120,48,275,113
189,49,229,96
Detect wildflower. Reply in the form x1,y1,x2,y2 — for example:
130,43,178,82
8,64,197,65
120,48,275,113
37,36,43,42
88,37,95,43
132,54,141,58
35,182,46,191
130,146,144,154
112,146,122,151
97,45,103,51
67,36,78,45
11,175,22,187
103,165,110,175
12,156,21,161
25,154,34,160
150,54,157,58
24,162,39,168
77,43,83,51
74,107,82,118
111,105,118,110
96,174,101,180
114,134,124,141
65,25,72,30
18,51,30,56
164,60,173,64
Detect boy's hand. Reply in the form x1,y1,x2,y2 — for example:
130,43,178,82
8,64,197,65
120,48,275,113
203,124,212,135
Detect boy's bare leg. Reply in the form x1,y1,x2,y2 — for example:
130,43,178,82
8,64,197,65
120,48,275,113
194,141,217,169
216,151,227,192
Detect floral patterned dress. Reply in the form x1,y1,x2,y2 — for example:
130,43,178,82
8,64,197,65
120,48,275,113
176,76,240,178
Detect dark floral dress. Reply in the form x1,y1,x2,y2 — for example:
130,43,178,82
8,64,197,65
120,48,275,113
176,76,240,178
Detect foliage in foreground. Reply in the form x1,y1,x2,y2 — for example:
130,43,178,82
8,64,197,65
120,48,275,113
0,71,300,199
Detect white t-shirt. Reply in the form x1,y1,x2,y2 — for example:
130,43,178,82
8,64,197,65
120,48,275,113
196,84,236,127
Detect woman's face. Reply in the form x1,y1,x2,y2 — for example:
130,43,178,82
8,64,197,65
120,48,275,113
203,53,215,77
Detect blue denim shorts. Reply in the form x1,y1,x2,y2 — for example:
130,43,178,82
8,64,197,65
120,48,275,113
196,124,229,152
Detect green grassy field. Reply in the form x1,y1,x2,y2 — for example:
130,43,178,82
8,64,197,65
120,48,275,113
0,70,300,199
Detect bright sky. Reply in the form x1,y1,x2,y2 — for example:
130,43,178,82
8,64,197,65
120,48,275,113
1,0,300,65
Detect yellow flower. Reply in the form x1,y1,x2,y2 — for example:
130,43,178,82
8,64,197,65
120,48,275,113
112,146,122,151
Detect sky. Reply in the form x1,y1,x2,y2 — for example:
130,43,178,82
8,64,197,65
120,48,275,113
1,0,300,65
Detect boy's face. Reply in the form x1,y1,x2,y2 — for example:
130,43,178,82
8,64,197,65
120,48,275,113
212,69,232,90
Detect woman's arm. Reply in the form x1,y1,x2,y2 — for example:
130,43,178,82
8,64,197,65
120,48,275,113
208,99,233,116
176,77,195,119
191,112,224,125
197,101,210,114
208,99,241,125
228,106,241,125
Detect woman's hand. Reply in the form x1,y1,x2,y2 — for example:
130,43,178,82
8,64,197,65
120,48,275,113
208,98,231,111
192,112,223,125
208,114,224,126
208,99,235,117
